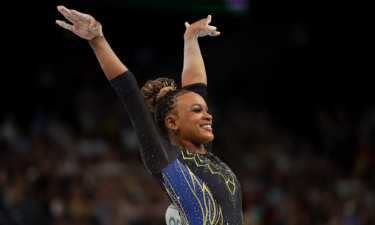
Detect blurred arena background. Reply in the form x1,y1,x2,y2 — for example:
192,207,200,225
0,0,371,225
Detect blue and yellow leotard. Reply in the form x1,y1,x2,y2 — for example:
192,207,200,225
111,71,243,224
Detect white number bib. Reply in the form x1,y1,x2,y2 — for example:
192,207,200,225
165,204,181,225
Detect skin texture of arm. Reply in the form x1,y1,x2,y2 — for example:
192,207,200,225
182,29,207,87
89,36,128,81
181,15,219,87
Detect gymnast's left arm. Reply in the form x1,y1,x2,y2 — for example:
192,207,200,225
181,15,220,88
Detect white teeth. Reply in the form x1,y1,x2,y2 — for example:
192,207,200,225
201,125,211,128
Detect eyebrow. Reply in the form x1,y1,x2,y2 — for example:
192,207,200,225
189,104,209,109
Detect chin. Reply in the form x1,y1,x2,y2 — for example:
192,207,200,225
202,134,214,144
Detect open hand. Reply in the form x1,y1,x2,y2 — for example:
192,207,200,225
56,6,103,40
185,15,220,38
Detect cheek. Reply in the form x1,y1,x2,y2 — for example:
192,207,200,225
179,114,200,131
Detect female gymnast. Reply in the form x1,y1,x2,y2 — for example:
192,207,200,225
56,6,243,224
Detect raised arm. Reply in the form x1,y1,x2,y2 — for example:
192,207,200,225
56,6,127,80
56,6,176,175
181,15,219,87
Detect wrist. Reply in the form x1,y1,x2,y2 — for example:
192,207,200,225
184,28,197,40
88,34,105,44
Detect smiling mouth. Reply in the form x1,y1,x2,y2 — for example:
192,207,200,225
200,124,213,131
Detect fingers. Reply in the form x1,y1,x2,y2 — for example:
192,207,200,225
70,9,92,22
57,5,70,15
208,25,217,31
185,15,220,37
205,15,212,26
57,6,77,23
208,30,220,36
208,25,219,36
57,6,92,24
206,15,219,35
208,23,217,36
56,20,72,31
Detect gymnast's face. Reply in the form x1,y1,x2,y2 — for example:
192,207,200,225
172,92,214,145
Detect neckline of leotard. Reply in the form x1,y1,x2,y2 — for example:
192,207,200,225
171,144,208,156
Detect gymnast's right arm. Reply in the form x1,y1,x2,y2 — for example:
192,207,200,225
56,6,171,175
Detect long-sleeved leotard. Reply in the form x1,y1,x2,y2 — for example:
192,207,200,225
111,71,243,224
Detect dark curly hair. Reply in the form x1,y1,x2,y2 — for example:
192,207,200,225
141,78,190,137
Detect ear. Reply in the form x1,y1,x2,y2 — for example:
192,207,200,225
165,114,178,131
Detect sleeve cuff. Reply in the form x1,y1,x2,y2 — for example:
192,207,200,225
109,70,133,87
182,83,207,89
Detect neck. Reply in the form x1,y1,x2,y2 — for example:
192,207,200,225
169,135,206,154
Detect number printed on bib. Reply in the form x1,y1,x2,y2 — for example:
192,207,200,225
169,217,180,225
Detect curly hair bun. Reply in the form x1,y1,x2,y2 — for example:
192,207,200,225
141,78,177,112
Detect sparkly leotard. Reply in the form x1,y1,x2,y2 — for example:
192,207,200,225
111,71,243,224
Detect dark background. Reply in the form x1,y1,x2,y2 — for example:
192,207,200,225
2,0,366,136
1,0,373,225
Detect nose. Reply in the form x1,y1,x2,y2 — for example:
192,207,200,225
203,111,212,121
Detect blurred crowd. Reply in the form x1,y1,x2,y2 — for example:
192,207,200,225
1,68,375,225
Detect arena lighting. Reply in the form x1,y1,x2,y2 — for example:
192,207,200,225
224,0,249,15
